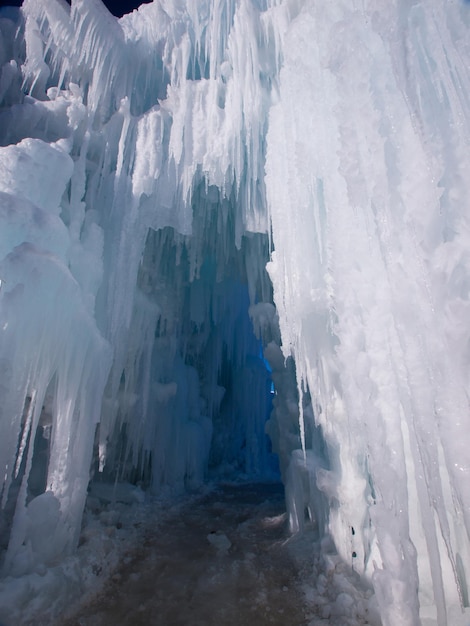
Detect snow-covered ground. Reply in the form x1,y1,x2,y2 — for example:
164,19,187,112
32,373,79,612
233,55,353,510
1,481,381,625
82,483,381,625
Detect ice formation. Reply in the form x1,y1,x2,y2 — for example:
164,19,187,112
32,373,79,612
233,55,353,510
0,0,469,624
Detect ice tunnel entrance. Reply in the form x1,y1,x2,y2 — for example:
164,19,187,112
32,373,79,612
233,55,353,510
94,182,285,493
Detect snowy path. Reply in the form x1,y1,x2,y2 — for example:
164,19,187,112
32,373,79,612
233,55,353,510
64,483,309,626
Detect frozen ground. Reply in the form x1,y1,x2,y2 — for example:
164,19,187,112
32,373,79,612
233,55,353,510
55,482,379,626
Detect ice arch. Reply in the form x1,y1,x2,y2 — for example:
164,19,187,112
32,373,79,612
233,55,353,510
0,1,470,625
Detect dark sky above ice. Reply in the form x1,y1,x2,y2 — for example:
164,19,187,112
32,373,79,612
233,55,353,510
2,0,151,18
101,0,152,16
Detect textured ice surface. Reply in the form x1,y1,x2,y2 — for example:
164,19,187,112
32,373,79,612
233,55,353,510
0,1,469,625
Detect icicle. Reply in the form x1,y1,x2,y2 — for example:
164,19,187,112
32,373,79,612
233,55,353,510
13,390,36,479
296,376,306,462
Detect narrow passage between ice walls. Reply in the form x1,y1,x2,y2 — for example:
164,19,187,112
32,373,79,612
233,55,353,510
0,1,469,625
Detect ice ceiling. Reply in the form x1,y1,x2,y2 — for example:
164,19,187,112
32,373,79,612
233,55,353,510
0,0,470,624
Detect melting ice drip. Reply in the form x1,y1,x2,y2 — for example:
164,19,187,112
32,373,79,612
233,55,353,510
0,1,469,625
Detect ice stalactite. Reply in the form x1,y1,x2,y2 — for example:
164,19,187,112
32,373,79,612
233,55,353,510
0,139,112,574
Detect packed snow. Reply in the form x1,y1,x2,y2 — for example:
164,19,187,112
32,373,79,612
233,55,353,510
0,0,470,624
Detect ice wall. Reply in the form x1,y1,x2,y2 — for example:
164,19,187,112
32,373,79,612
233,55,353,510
0,0,469,624
266,2,470,625
0,0,279,585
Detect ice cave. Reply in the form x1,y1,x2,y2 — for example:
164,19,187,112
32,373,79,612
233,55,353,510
0,0,469,624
